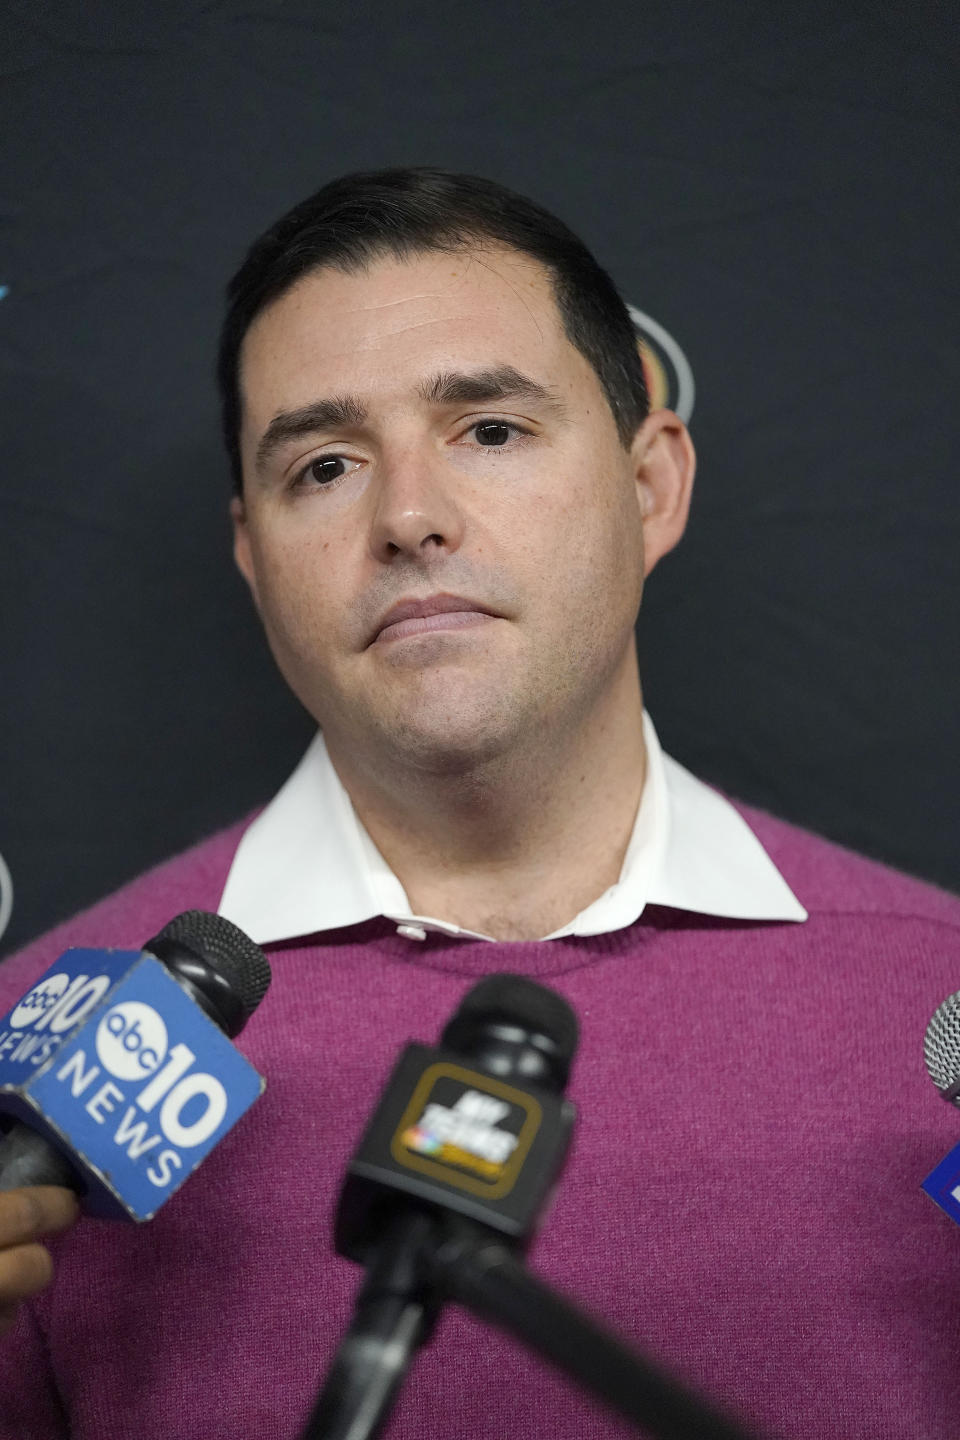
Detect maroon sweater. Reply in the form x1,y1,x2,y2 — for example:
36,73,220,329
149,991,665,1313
1,802,960,1440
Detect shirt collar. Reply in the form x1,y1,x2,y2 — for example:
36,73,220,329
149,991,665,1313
218,712,806,944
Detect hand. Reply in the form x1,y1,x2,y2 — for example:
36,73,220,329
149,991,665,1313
0,1187,79,1336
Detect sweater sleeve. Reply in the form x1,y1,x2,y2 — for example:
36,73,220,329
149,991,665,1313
0,1303,68,1440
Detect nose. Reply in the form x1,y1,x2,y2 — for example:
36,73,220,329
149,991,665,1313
367,446,466,563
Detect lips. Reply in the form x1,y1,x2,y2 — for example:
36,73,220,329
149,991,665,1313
370,593,499,645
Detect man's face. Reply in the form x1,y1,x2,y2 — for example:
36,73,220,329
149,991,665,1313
232,246,670,775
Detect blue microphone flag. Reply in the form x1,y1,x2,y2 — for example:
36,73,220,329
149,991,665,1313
922,1142,960,1226
0,947,265,1220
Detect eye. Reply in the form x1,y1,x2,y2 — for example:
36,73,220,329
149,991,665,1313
294,453,361,489
470,421,526,447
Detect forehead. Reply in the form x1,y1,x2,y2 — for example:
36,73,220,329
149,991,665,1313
237,246,599,430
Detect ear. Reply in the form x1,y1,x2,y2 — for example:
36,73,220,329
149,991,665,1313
629,409,696,578
229,494,261,609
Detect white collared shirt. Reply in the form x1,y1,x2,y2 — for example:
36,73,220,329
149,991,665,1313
218,712,806,944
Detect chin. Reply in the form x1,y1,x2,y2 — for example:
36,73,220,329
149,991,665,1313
372,703,525,777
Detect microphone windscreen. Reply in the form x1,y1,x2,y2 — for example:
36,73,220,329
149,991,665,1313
441,974,578,1088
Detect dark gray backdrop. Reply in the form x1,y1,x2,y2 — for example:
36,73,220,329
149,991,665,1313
2,0,958,958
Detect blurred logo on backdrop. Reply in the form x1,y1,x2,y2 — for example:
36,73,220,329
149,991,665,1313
0,851,12,945
628,306,695,424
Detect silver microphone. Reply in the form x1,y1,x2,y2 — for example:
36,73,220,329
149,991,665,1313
924,991,960,1104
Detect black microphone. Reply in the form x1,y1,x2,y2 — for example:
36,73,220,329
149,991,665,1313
302,973,577,1440
336,972,578,1264
304,975,764,1440
0,910,270,1218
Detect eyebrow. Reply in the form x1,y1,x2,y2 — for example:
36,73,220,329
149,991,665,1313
255,395,366,473
254,364,569,474
417,365,569,416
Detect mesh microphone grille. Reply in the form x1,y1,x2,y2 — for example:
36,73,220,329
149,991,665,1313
924,990,960,1100
146,910,271,1019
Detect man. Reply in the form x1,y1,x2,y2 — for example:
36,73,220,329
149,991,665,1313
1,168,959,1439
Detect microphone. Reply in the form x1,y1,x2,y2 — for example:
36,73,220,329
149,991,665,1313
302,973,577,1440
0,910,270,1220
924,990,960,1103
921,990,960,1222
305,976,762,1440
335,972,578,1264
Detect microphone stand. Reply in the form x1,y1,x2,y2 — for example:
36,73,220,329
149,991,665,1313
301,1211,766,1440
430,1217,762,1440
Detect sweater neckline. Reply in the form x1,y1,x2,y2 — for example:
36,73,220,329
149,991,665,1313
260,908,769,979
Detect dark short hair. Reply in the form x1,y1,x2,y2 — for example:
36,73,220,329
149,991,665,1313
217,167,649,493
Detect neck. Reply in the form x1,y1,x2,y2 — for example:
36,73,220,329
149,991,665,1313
324,656,648,941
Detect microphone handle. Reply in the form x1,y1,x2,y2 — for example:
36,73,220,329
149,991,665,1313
430,1221,769,1440
0,1122,78,1191
300,1210,438,1440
